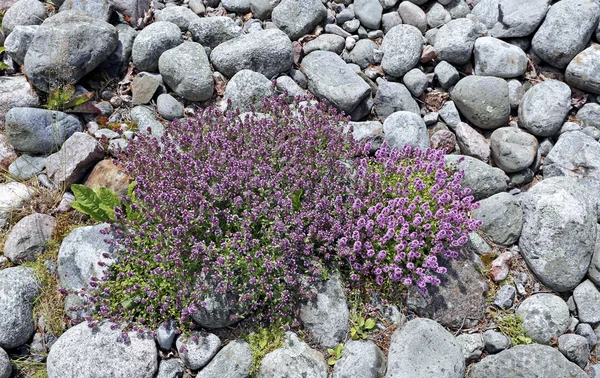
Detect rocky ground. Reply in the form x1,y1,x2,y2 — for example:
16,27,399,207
0,0,600,377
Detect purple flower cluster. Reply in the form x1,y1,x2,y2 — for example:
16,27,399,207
338,143,482,295
81,95,481,334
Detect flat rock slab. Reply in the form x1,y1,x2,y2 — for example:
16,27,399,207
45,132,104,188
47,322,158,378
3,213,56,263
469,344,587,378
301,50,370,115
196,340,252,378
271,0,326,41
471,0,551,38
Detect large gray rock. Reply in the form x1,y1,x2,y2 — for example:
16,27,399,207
469,344,587,378
130,106,165,137
5,107,82,154
1,0,46,35
444,155,508,200
471,0,551,38
57,223,114,292
8,154,46,180
427,3,451,28
0,267,40,349
101,23,137,76
132,21,182,72
518,80,571,137
385,318,464,378
45,132,104,188
491,127,538,173
576,103,600,129
159,42,213,102
407,250,488,330
397,1,427,34
381,25,423,77
196,340,253,378
301,50,370,115
354,0,383,29
347,39,378,69
154,6,200,31
189,17,242,49
451,76,510,129
544,131,600,182
156,359,184,378
474,37,527,78
0,347,10,378
332,340,386,378
47,322,158,378
455,122,490,162
59,0,112,22
566,44,600,94
303,34,345,55
271,0,326,40
532,0,600,68
112,0,149,23
156,94,183,121
383,111,430,151
23,10,118,93
191,292,243,329
473,192,523,245
175,333,221,370
403,68,428,97
0,76,39,126
300,275,349,349
434,18,479,65
519,177,597,292
4,25,38,65
257,332,327,378
224,69,273,112
0,182,33,229
558,334,590,369
3,213,57,263
210,29,293,79
573,279,600,324
221,0,250,13
516,293,570,344
374,80,419,121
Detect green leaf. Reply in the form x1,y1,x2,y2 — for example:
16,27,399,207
334,344,343,354
71,184,109,221
0,47,5,54
365,318,376,330
358,317,365,328
63,91,94,108
121,298,134,310
0,62,9,70
291,188,303,212
98,187,121,208
327,357,337,366
259,338,267,349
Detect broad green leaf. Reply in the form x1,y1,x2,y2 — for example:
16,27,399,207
63,91,94,108
259,338,267,349
365,318,376,330
98,187,121,209
358,317,365,327
71,184,109,221
327,348,334,355
291,188,303,212
0,62,9,70
327,357,336,366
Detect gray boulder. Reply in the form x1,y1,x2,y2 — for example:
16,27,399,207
156,359,184,378
46,322,158,378
332,340,386,378
8,154,46,180
0,182,33,229
3,213,56,263
221,0,250,13
23,10,118,92
434,61,460,89
0,267,40,349
434,18,479,65
516,293,570,344
132,21,182,72
301,50,370,115
383,111,430,151
566,45,600,94
257,332,327,378
473,192,523,245
154,6,200,31
130,106,165,137
101,23,137,76
189,16,242,49
471,0,551,38
271,0,326,40
518,80,571,137
354,0,383,29
4,25,38,65
558,334,590,369
59,0,112,22
455,122,490,162
532,0,600,68
303,34,345,55
111,0,149,22
374,80,420,121
455,333,484,362
381,24,423,77
519,177,597,292
347,39,378,69
211,29,293,79
45,132,104,188
573,279,600,324
224,69,273,112
451,76,510,129
1,0,45,35
474,37,527,78
469,344,587,378
483,330,511,354
196,340,253,378
57,223,114,292
544,131,600,182
385,318,464,378
0,347,10,378
0,76,39,126
300,275,349,349
397,1,427,34
576,103,600,129
159,42,213,102
157,94,183,120
490,127,538,173
444,155,508,200
403,68,428,97
427,3,451,28
175,333,221,370
5,107,82,154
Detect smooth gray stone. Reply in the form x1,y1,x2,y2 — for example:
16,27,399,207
434,61,459,89
490,127,538,173
1,0,46,35
156,94,183,120
573,279,600,324
566,45,600,95
434,18,479,65
403,68,428,97
257,332,327,378
189,16,242,49
444,154,508,200
381,24,423,77
3,213,56,263
483,330,511,354
303,34,345,55
383,111,430,151
347,38,378,69
558,334,590,369
249,0,273,20
374,80,420,121
132,21,182,72
224,69,273,112
271,0,326,40
159,42,213,102
0,347,10,378
112,0,150,22
516,293,570,344
210,28,293,79
130,106,165,137
381,11,402,33
8,154,46,180
473,192,523,245
576,103,600,129
154,6,200,31
354,0,383,29
398,1,426,33
532,0,600,68
175,332,221,370
455,333,484,362
0,76,39,125
196,341,252,378
332,340,386,378
59,0,112,21
427,2,451,28
518,80,571,137
471,0,551,38
474,36,527,78
455,121,490,161
156,359,184,378
544,131,600,182
221,0,250,13
451,75,510,129
4,25,37,65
